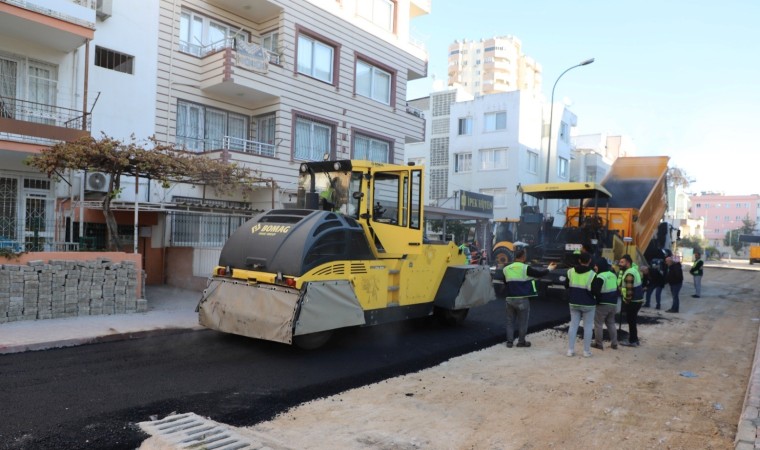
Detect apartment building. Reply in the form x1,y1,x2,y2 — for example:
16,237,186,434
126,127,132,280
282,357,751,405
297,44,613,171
407,87,582,233
690,193,760,248
447,36,542,98
571,133,636,184
1,0,430,289
0,0,97,252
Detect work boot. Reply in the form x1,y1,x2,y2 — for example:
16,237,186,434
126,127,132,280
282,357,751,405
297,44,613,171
590,342,604,350
691,295,700,298
516,341,531,348
506,341,513,348
611,343,619,350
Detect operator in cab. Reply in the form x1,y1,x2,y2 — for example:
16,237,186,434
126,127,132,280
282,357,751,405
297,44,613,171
319,178,337,211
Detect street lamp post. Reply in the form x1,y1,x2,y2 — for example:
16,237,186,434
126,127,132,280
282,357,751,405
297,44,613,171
543,58,595,214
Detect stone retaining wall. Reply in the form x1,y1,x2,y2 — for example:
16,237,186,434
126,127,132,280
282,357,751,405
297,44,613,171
0,258,146,323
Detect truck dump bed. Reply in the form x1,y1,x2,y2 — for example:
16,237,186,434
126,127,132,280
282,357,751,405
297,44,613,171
568,156,670,263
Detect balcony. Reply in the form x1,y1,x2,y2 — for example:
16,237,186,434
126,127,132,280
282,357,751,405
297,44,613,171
0,0,95,52
176,135,276,158
195,40,281,104
204,0,281,22
0,96,91,149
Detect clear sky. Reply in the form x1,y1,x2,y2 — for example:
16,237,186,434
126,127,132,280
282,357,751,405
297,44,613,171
406,0,760,196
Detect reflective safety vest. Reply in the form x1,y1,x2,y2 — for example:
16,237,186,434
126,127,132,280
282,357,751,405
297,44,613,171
621,266,644,302
503,262,538,299
595,271,619,305
567,268,596,307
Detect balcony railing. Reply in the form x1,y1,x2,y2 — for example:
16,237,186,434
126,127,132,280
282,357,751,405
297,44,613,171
0,96,89,129
179,37,281,65
405,103,424,119
0,95,91,144
176,135,276,158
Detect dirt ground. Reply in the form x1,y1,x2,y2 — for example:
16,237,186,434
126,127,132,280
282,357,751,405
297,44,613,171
143,265,760,449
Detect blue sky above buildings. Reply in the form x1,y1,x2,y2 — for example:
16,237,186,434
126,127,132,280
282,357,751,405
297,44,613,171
406,0,759,195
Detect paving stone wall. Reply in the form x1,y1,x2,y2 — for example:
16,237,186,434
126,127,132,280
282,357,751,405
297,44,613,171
0,258,146,324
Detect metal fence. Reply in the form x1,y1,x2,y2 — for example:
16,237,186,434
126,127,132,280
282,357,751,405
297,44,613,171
168,211,254,249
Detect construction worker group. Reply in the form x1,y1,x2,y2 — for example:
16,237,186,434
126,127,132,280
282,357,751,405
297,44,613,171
500,248,701,357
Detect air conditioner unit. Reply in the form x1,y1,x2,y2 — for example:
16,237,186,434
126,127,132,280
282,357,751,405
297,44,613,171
96,0,112,20
86,172,109,193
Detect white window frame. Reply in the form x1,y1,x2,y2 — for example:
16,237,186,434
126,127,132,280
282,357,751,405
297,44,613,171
455,152,472,173
356,60,391,105
558,156,569,179
179,10,249,56
354,133,390,163
261,31,279,52
480,148,508,170
357,0,394,31
480,188,507,207
297,34,334,83
458,117,472,135
295,116,333,161
484,111,507,132
176,100,249,152
527,151,538,174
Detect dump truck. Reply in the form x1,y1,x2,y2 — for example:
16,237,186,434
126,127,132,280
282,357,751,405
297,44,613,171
739,235,760,264
197,160,495,349
567,156,671,266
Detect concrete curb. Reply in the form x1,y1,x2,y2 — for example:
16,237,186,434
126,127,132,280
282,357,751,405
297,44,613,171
0,326,205,355
735,297,760,448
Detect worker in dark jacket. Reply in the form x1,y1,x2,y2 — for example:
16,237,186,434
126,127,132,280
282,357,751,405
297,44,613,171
591,258,619,350
503,248,557,348
643,260,665,309
665,255,684,312
689,251,704,298
564,252,596,357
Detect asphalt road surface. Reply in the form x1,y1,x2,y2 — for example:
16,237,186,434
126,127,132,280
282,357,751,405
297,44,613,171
0,293,570,450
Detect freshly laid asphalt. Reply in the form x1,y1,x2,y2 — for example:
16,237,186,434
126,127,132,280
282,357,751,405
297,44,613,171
1,262,759,450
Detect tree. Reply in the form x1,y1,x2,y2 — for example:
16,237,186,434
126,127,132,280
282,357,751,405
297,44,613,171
676,235,706,254
27,135,265,251
667,166,693,189
724,217,757,255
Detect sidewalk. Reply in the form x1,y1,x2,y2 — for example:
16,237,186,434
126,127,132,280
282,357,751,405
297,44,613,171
0,285,204,354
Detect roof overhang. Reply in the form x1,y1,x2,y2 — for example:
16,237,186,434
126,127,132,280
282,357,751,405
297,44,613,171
519,182,612,200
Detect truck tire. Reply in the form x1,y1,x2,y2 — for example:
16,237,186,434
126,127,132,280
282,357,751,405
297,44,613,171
293,330,334,350
434,306,469,326
492,247,514,266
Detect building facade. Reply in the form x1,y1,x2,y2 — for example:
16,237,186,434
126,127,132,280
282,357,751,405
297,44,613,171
1,0,430,289
690,193,760,248
447,36,541,98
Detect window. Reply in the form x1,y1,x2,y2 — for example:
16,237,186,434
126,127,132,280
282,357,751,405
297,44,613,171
354,133,390,163
356,59,392,105
480,188,507,207
559,122,570,142
297,34,334,83
255,114,276,145
176,100,249,153
357,0,394,31
484,111,506,132
171,211,249,247
696,203,701,208
373,172,401,226
0,55,58,124
455,153,472,173
262,31,279,52
725,216,730,221
458,117,472,135
261,30,280,64
179,10,248,56
294,115,333,161
558,157,569,179
480,148,507,170
527,151,538,174
95,46,134,74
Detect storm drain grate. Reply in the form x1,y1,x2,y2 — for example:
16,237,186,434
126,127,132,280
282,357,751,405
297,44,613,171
139,412,262,449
